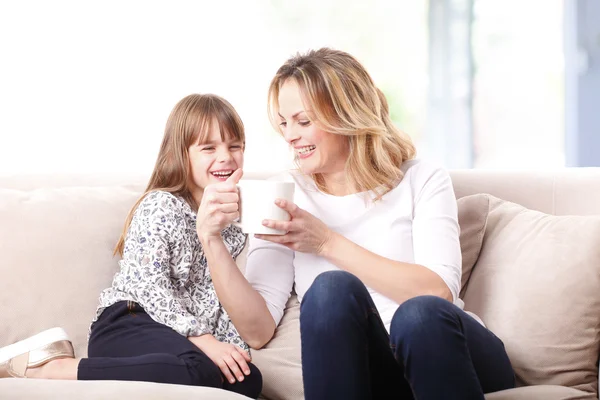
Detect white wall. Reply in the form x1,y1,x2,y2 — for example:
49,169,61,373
0,1,292,175
0,0,428,176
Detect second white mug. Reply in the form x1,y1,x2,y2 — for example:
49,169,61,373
234,180,295,235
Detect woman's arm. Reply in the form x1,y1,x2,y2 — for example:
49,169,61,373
321,234,453,303
323,166,459,303
257,165,461,305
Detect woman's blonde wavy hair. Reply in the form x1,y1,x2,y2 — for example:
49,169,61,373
114,94,245,256
268,48,416,200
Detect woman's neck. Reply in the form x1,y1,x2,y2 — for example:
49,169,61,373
321,171,355,196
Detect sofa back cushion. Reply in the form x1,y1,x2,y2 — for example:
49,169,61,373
0,186,142,357
457,193,489,296
462,194,600,394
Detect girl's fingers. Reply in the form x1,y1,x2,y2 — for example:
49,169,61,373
212,192,239,204
216,203,239,213
235,346,252,362
231,350,251,375
223,354,245,382
217,359,236,384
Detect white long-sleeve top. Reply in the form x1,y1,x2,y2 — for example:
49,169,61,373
245,159,466,332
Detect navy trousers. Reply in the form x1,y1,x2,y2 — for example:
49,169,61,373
78,301,262,399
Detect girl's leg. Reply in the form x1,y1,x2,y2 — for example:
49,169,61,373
83,301,262,397
74,301,223,386
299,270,413,400
390,295,515,400
3,301,262,398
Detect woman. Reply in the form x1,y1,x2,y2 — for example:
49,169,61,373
202,48,515,400
0,94,262,398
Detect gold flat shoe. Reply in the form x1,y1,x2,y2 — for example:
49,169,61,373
0,327,74,378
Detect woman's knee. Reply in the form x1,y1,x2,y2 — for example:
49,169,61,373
302,270,365,308
390,295,456,340
300,270,371,336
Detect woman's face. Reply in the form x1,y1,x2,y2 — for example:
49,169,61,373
187,121,244,203
277,79,349,176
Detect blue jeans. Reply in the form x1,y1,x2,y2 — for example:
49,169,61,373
299,271,515,400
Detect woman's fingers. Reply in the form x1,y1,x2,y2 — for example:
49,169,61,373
262,218,292,232
254,233,292,244
274,198,301,217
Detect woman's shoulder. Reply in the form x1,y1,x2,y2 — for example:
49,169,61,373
400,159,451,186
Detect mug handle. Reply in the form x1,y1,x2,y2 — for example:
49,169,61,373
233,184,243,229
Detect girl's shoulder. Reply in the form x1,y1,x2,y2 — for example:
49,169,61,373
141,190,185,207
134,190,189,219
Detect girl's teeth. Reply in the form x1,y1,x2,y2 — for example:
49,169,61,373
212,171,232,177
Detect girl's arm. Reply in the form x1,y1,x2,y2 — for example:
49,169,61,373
200,233,293,349
197,170,294,349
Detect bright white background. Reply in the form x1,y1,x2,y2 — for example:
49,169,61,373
0,0,565,176
0,0,428,175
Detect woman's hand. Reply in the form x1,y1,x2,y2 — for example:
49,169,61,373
255,198,334,255
196,169,243,240
189,334,252,384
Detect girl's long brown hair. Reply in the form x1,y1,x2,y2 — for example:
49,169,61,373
114,94,245,256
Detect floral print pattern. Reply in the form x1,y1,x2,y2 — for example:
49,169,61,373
93,190,248,350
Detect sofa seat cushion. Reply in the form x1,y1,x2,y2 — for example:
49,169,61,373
252,296,303,400
245,294,597,400
485,385,595,400
0,379,248,399
462,194,600,395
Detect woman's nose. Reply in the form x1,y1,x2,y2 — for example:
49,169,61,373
282,125,300,144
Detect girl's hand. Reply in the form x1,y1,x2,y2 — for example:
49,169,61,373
196,169,243,240
255,198,334,255
189,334,252,384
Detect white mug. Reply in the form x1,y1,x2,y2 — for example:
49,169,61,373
234,180,295,235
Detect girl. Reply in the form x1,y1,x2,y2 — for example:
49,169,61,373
0,94,262,399
196,49,516,400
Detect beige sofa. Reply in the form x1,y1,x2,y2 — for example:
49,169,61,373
1,168,600,400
